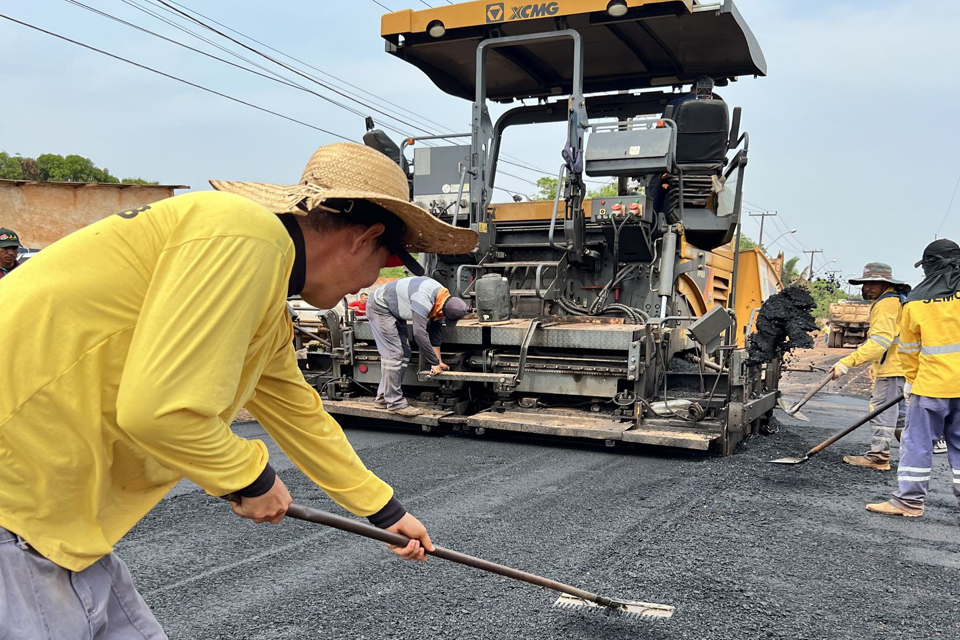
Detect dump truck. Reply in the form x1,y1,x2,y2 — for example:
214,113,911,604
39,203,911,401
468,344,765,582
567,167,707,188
828,300,870,348
312,0,783,455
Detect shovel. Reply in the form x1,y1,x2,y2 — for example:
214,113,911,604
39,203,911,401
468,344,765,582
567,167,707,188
777,371,835,422
223,498,675,620
769,394,904,465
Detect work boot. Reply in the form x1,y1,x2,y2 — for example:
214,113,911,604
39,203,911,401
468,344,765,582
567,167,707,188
373,398,387,409
389,405,422,417
934,438,947,454
843,455,890,471
866,500,923,518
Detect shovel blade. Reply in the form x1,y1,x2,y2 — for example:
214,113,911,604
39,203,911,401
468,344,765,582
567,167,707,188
768,456,808,465
779,398,810,421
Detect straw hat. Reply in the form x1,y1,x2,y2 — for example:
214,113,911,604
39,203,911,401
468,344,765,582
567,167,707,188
209,142,477,255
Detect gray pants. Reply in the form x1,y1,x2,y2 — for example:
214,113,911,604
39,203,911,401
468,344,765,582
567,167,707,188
368,308,411,410
0,527,167,639
866,376,905,461
892,396,960,508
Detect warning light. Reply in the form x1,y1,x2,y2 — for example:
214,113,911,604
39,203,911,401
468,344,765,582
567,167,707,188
600,200,605,205
359,364,369,373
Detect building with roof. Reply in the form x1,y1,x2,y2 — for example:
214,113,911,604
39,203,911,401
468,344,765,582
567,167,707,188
0,179,187,248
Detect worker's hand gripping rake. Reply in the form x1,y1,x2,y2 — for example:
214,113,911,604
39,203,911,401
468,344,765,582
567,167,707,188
224,498,674,620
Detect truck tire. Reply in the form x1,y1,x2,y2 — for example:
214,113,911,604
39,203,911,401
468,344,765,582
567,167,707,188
829,330,841,348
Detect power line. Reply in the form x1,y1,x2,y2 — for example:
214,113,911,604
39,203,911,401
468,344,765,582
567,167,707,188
158,0,578,182
0,12,351,141
61,0,321,95
118,0,311,96
935,174,960,238
159,0,459,139
118,0,435,144
152,0,442,138
370,0,393,10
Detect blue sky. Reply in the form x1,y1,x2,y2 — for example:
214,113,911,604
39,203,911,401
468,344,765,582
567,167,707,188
2,0,958,284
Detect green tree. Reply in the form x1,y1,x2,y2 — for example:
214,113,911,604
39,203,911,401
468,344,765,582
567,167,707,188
0,151,154,184
587,182,618,199
532,175,559,201
781,256,801,284
808,278,850,320
738,235,758,251
0,152,24,180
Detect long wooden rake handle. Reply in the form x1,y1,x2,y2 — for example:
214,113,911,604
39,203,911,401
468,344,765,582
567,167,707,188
804,394,905,458
789,371,835,413
229,499,622,608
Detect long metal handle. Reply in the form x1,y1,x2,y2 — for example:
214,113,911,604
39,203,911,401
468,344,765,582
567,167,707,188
281,502,618,607
805,394,904,458
789,371,835,413
548,164,567,249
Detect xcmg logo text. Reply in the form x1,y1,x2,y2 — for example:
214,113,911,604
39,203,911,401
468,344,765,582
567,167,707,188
486,2,560,23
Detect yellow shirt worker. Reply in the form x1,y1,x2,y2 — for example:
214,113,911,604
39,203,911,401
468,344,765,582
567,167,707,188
831,263,909,471
0,143,477,638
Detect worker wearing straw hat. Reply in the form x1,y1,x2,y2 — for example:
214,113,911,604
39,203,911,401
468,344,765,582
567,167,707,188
831,262,910,471
0,142,477,637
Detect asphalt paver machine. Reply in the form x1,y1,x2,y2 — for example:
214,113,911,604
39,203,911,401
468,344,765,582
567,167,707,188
316,0,783,454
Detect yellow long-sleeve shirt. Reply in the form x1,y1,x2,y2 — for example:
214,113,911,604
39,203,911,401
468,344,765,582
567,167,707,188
0,191,393,571
898,291,960,397
838,288,904,378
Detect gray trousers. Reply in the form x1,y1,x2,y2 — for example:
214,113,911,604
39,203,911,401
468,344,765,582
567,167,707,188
368,308,411,410
892,396,960,508
866,376,905,461
0,527,167,639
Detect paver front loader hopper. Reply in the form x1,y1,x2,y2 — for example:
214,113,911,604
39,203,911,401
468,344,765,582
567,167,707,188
315,0,782,455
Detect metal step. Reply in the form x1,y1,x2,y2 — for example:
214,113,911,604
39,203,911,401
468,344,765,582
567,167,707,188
463,289,538,298
417,370,517,384
480,260,562,269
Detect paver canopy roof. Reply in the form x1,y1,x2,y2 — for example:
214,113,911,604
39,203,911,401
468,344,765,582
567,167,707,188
381,0,766,102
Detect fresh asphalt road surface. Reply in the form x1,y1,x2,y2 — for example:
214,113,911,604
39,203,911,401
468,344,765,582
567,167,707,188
119,396,959,640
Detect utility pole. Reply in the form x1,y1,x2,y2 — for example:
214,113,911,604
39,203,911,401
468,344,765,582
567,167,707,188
803,249,824,280
749,211,778,247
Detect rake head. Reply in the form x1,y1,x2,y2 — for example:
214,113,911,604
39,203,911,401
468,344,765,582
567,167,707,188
553,593,675,620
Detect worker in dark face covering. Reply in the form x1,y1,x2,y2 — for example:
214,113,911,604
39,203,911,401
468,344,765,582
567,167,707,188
867,239,960,518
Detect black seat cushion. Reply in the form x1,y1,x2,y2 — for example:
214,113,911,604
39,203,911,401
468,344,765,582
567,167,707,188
673,99,730,164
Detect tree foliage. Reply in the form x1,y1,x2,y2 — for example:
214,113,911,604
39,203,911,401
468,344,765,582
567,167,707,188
781,256,801,284
0,152,158,185
587,182,618,199
738,235,758,251
807,278,850,320
533,175,559,201
531,176,620,201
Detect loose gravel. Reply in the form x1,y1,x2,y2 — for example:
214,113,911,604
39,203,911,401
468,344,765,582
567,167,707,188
119,405,959,640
